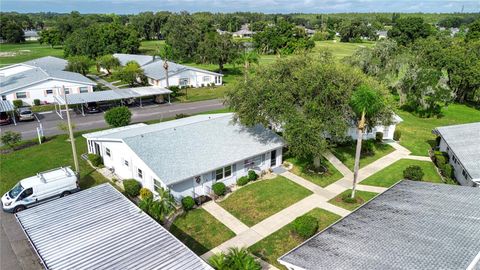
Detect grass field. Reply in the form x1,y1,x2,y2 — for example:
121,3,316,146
219,176,312,226
396,104,480,156
332,142,395,171
328,189,378,211
286,157,343,187
249,208,341,270
361,159,443,187
169,208,235,255
0,41,64,66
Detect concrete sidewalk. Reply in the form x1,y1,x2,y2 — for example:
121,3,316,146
202,201,249,235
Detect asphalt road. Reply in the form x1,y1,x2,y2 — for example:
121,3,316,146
0,99,225,140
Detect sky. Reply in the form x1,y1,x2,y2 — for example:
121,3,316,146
2,0,479,14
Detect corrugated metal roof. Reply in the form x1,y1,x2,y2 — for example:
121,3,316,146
55,87,172,105
279,180,480,270
16,184,213,270
0,100,14,112
435,122,480,180
113,53,155,67
84,113,285,185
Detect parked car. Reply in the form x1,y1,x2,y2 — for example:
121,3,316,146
17,107,35,121
0,112,12,125
83,102,101,114
1,167,79,213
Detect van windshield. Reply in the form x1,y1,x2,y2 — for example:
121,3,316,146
9,183,24,198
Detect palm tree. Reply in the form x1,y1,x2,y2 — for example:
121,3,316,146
209,248,261,270
139,187,176,222
235,50,259,82
350,85,389,199
157,44,173,88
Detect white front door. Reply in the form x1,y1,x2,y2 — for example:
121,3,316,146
193,176,204,198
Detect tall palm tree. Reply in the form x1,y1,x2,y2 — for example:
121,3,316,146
235,50,259,82
350,85,389,199
157,44,173,88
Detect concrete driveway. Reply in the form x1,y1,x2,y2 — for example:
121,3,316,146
0,211,42,269
0,99,225,140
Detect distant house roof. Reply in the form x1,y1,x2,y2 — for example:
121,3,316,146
279,180,480,270
0,56,95,94
434,122,480,180
112,53,223,80
24,30,39,38
83,113,285,185
233,29,255,36
16,184,212,270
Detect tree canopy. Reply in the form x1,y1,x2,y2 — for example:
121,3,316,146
66,55,92,76
388,17,433,46
252,21,315,54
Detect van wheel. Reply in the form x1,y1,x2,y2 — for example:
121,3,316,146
61,191,71,197
14,205,26,213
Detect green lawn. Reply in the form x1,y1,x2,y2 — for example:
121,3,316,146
313,40,375,60
219,176,312,226
0,41,64,66
174,86,228,103
0,133,107,194
139,40,166,55
361,159,443,187
286,157,343,187
332,142,395,171
169,208,235,255
249,208,341,270
396,104,480,156
328,189,377,211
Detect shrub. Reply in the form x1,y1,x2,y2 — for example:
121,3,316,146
123,179,141,197
104,106,132,127
140,187,153,200
175,113,190,119
212,182,226,196
0,131,22,149
435,136,441,147
168,86,180,97
87,154,103,167
375,132,383,142
13,99,23,108
292,215,318,239
403,165,424,181
247,170,258,181
443,164,454,179
361,139,375,156
209,248,261,270
435,153,447,170
341,192,358,203
393,130,401,141
236,176,249,186
181,196,195,211
33,99,41,106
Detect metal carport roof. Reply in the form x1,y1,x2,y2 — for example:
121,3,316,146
54,86,172,105
0,100,14,112
15,184,212,270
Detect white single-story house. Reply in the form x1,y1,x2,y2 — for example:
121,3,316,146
24,29,40,41
376,30,388,39
111,53,223,88
279,180,480,270
232,29,255,38
347,114,403,141
433,122,480,187
83,113,285,200
0,56,96,105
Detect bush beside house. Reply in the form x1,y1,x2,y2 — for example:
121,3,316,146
375,132,383,142
140,187,153,200
87,153,103,167
212,182,226,196
237,176,249,186
181,196,195,211
123,179,141,197
248,170,258,181
393,130,401,141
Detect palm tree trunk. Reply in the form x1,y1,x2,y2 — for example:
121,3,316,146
351,109,365,199
313,155,321,170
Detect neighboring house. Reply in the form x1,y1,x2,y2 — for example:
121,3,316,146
0,56,96,105
24,29,39,41
233,23,255,38
376,30,388,39
16,184,212,270
433,122,480,187
279,180,480,270
111,53,223,88
347,114,402,141
83,113,285,200
216,29,230,35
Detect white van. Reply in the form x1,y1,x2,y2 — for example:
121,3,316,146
2,167,79,213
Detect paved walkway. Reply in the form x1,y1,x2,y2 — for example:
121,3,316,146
323,151,353,176
202,201,249,235
88,74,119,89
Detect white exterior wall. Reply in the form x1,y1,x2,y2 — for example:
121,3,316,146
148,70,222,88
2,80,94,105
348,123,397,140
438,138,476,187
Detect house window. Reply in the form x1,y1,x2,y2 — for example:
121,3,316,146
105,148,111,157
179,78,189,87
16,92,27,99
79,87,88,93
215,165,233,181
46,89,53,95
244,155,263,170
203,76,211,82
64,88,70,95
462,170,467,178
124,159,129,167
1,95,6,100
138,169,143,179
154,179,162,193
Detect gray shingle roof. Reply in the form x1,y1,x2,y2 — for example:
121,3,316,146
435,122,480,180
279,180,480,270
0,56,95,94
16,184,212,270
113,53,155,67
84,113,284,185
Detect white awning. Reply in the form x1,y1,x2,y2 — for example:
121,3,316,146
0,100,14,112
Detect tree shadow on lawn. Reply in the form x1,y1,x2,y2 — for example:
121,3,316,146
169,221,210,255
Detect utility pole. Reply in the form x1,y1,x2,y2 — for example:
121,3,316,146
63,86,79,175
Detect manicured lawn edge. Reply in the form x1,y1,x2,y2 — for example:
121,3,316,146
328,189,377,211
286,157,343,187
332,142,395,171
